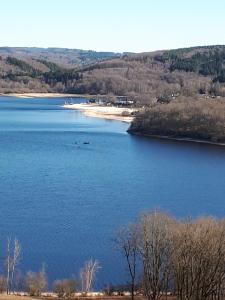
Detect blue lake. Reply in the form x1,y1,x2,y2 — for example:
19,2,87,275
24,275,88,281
0,96,225,287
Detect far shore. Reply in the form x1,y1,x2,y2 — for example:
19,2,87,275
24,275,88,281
0,93,95,99
63,103,136,123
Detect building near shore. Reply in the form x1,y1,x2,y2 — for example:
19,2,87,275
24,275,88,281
87,96,135,107
114,96,134,106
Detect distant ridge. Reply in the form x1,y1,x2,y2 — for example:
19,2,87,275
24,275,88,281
0,46,120,68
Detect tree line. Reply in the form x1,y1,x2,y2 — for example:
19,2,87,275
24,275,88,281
116,211,225,300
1,210,225,300
0,238,100,297
169,50,225,81
128,99,225,143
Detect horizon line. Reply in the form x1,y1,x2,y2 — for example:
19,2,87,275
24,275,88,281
0,44,225,54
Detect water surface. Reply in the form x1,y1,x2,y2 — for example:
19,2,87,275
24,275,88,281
0,96,225,286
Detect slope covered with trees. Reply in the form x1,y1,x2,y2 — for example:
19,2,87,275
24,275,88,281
0,47,119,93
0,47,120,68
68,45,225,103
0,56,87,93
128,100,225,143
1,45,225,101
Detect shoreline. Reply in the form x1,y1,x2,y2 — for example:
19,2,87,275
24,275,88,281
63,103,135,123
128,132,225,147
0,93,135,123
0,93,94,99
2,94,223,147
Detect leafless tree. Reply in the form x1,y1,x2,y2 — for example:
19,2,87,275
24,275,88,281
10,239,21,291
5,238,21,294
171,217,225,300
139,212,174,300
80,259,100,294
119,212,225,300
25,265,47,296
0,276,6,293
6,238,10,294
53,279,76,297
115,224,139,300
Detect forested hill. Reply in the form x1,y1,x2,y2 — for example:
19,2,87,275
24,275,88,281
68,45,225,104
124,45,225,143
1,45,225,101
0,47,120,93
0,47,120,68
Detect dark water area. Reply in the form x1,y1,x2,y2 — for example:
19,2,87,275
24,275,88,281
0,96,225,287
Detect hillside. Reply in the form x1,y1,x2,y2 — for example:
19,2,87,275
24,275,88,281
0,47,120,68
1,45,225,100
0,47,120,93
68,45,225,104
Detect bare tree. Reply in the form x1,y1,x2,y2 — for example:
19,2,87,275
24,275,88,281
0,276,6,293
115,224,139,300
25,265,47,296
53,279,76,297
138,212,174,300
6,238,11,294
119,212,225,300
5,238,21,294
171,217,225,300
10,239,21,291
80,259,100,294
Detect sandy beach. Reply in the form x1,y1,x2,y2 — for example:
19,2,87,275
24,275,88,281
63,103,136,123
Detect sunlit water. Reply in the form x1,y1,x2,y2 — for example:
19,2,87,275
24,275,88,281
0,97,225,287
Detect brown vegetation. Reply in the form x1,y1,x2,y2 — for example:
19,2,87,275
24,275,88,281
68,57,212,105
53,279,76,297
117,212,225,300
128,100,225,143
0,47,119,68
1,45,225,104
25,266,47,297
67,46,225,105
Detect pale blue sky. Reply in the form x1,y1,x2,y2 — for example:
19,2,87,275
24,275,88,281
1,0,225,52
